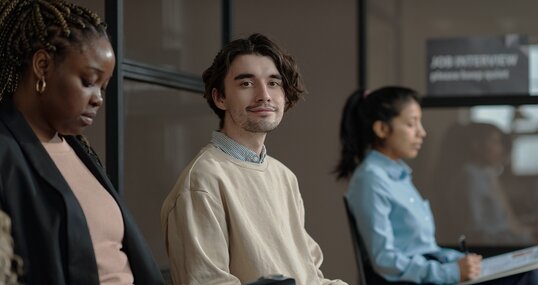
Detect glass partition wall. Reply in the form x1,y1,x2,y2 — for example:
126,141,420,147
123,81,217,266
408,106,538,248
122,0,221,268
366,0,538,250
72,0,538,274
72,0,221,270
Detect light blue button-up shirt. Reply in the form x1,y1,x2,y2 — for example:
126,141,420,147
346,150,463,284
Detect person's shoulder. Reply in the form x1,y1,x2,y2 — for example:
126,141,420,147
188,144,237,173
0,107,34,159
169,145,232,192
0,124,23,160
163,145,223,206
348,159,392,197
0,126,29,190
353,159,389,181
265,155,297,177
177,144,218,172
266,155,290,169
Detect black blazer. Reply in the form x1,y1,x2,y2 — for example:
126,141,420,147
0,98,164,285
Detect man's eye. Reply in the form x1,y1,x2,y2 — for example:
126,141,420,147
241,81,253,87
269,81,282,87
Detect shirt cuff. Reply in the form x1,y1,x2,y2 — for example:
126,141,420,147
440,248,465,262
442,261,461,284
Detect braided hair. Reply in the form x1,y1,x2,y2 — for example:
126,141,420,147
0,0,108,102
0,210,21,285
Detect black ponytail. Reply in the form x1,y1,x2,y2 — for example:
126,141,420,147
334,89,368,180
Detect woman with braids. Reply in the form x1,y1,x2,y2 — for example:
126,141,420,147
335,86,538,284
0,1,164,284
0,210,21,285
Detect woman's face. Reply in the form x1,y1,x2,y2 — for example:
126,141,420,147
375,101,427,160
476,130,505,167
38,36,115,138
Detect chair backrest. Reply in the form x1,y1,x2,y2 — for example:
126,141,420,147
343,197,427,285
343,197,369,285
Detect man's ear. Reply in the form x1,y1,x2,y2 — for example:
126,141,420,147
32,49,53,79
373,120,390,139
212,88,226,110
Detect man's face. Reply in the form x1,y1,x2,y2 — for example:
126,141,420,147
213,54,285,135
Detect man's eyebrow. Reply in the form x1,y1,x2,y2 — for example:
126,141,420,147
233,73,282,80
234,73,254,80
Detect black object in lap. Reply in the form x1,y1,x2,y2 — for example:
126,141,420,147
245,275,295,285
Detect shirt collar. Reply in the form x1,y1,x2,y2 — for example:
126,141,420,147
368,150,412,180
210,131,267,164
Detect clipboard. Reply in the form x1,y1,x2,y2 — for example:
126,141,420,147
458,245,538,285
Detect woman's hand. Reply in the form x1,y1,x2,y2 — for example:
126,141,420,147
458,253,482,281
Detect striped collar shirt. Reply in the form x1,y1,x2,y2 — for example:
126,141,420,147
210,131,267,164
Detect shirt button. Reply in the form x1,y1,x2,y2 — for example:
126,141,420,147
409,197,415,203
425,216,430,221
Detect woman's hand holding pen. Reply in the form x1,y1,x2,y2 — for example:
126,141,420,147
458,235,482,281
458,253,482,281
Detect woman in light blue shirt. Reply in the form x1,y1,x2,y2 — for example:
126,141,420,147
335,87,536,285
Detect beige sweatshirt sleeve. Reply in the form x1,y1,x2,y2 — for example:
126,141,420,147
297,194,348,285
304,231,348,285
163,190,241,285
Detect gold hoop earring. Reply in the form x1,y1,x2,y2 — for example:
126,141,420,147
36,77,46,94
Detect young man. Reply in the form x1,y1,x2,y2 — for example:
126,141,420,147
161,33,347,285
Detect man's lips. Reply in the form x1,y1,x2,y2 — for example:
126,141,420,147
247,105,277,112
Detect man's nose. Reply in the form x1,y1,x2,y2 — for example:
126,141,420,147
256,84,271,102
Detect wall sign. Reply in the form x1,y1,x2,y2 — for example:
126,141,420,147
427,35,529,96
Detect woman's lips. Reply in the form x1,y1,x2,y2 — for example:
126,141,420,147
81,112,96,125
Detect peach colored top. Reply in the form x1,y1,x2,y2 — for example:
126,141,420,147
43,136,134,285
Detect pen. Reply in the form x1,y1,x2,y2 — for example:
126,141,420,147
459,235,469,254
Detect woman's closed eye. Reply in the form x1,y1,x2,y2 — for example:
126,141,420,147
81,77,97,87
82,79,93,87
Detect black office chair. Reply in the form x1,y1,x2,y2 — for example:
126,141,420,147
343,197,418,285
160,268,172,285
245,275,295,284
